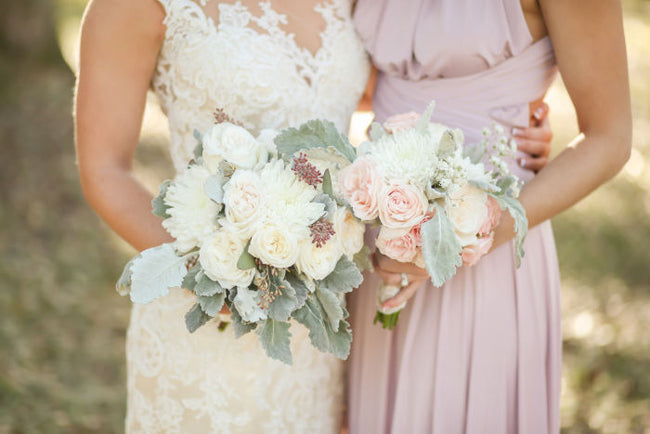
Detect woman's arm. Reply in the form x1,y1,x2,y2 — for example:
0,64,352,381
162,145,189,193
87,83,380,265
493,0,632,247
75,0,172,252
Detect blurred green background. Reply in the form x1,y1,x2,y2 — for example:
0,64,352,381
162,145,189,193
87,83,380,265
0,1,649,432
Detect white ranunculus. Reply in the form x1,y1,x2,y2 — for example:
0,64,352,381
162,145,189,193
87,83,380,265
445,182,489,246
202,123,268,171
296,236,343,281
233,286,267,323
222,169,265,238
333,206,365,259
199,229,255,289
163,165,221,252
248,224,300,269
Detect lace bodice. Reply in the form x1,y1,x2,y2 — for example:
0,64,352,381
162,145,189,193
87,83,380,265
126,1,369,432
152,0,370,172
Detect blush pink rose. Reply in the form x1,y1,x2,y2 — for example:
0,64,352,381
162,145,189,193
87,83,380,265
461,234,494,267
376,228,417,263
409,211,436,246
378,183,427,231
383,111,421,134
338,156,383,221
478,196,502,235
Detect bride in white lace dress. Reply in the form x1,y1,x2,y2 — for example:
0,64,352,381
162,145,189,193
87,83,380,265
75,0,369,431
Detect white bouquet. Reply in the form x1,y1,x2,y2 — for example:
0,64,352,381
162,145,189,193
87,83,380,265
117,114,367,364
339,102,528,329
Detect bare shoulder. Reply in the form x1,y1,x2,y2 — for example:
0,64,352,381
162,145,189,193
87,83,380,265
81,0,166,45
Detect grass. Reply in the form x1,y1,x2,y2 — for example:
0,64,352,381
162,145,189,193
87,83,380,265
0,1,648,432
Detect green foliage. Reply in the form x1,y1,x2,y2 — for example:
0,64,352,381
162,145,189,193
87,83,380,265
322,169,333,196
267,279,298,322
115,257,135,296
274,119,357,162
197,293,225,317
284,273,310,307
185,303,211,333
204,174,225,204
230,307,257,338
416,101,436,132
129,244,187,304
490,193,528,266
421,203,463,287
316,287,345,329
256,319,292,365
320,256,363,293
151,179,172,218
237,242,256,270
194,272,224,297
353,245,373,272
293,294,352,360
369,121,386,141
182,265,201,291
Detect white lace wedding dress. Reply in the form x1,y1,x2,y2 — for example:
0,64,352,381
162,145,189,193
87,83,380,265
125,0,369,432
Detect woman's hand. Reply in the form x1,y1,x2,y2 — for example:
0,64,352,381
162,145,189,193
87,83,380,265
372,252,429,311
513,101,552,172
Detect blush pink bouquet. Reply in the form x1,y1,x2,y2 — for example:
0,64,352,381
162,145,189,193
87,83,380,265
339,102,527,329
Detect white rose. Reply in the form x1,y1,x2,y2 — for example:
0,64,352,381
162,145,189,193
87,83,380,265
248,224,299,269
202,123,268,171
333,206,365,259
199,229,255,289
445,182,488,246
163,165,221,252
233,286,267,323
256,129,279,159
222,169,265,238
296,236,343,281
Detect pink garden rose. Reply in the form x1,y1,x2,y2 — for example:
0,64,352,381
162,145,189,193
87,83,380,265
376,228,417,263
378,183,428,231
409,211,436,246
338,156,383,221
478,196,502,236
383,111,421,134
461,234,494,267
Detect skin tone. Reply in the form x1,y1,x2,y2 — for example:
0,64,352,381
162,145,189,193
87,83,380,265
74,0,558,310
379,0,632,311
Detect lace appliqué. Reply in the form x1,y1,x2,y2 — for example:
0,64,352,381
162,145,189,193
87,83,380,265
151,0,369,172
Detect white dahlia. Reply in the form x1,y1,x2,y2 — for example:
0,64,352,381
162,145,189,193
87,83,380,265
259,159,324,231
372,128,439,187
163,165,221,252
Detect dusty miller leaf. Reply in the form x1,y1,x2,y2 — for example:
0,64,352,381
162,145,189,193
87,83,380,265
274,119,357,162
292,294,352,359
204,174,225,204
469,179,500,193
316,287,345,330
185,303,211,333
182,265,201,291
130,244,186,304
230,306,257,338
322,169,333,196
256,319,293,365
194,272,224,297
490,193,528,266
198,293,226,317
152,180,173,219
320,256,363,294
416,101,436,133
116,256,136,296
369,122,386,141
267,279,298,322
421,204,463,287
285,273,309,309
352,244,373,272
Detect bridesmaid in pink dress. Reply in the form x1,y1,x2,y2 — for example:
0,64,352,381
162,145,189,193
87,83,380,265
348,0,631,433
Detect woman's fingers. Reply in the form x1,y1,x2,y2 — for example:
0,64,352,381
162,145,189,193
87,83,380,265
515,138,552,158
381,280,423,310
530,101,550,124
519,156,548,172
512,123,553,147
372,251,429,277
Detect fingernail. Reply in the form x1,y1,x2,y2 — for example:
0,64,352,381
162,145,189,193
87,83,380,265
533,107,544,120
518,158,527,168
512,127,523,136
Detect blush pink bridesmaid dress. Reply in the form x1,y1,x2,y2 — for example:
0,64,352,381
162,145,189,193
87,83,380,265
348,1,562,433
